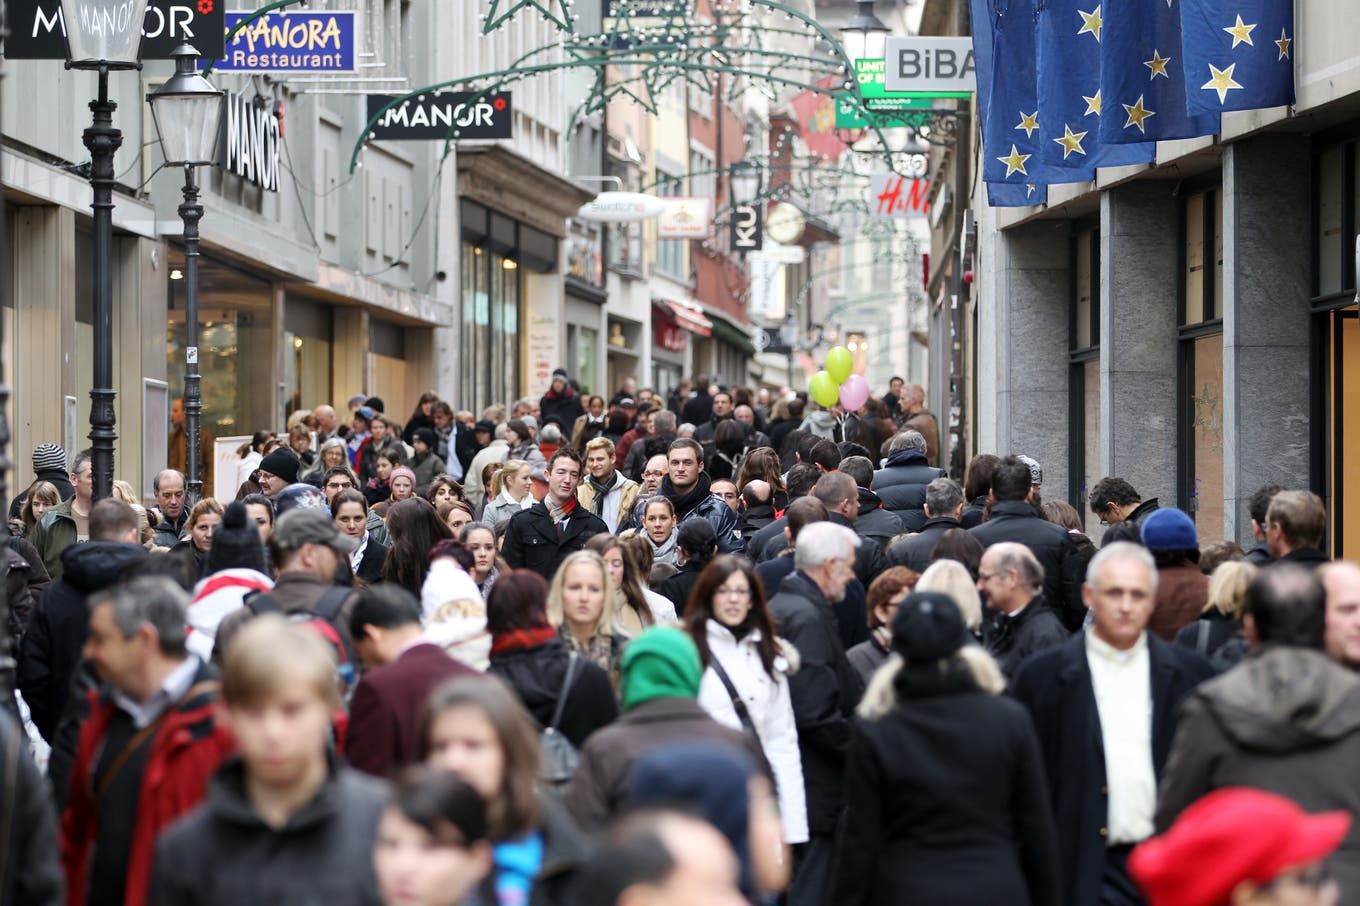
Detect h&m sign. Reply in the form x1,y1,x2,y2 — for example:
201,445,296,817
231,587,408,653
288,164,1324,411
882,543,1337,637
4,0,225,59
223,91,279,192
365,91,513,141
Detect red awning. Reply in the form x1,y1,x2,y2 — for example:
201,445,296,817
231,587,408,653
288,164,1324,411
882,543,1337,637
659,299,713,337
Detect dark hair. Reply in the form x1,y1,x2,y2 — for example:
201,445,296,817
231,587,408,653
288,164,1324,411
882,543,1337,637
1089,476,1141,516
735,447,785,497
1245,564,1325,648
668,437,705,462
1153,548,1200,569
432,401,453,418
424,475,465,506
963,454,999,502
867,567,920,629
323,465,359,490
1200,541,1245,575
90,498,139,541
836,442,871,462
408,391,440,426
547,446,583,475
235,430,275,458
1042,500,1084,531
429,539,475,572
574,831,675,906
1249,484,1283,527
382,498,453,594
713,419,746,456
585,534,652,628
813,472,857,509
990,456,1033,501
786,463,822,500
683,555,778,677
375,442,407,467
838,455,874,489
241,493,274,525
389,766,489,847
808,440,841,472
786,497,828,543
929,528,985,579
795,433,821,465
1101,521,1146,547
330,488,368,518
486,569,551,634
349,583,422,638
676,518,717,562
1266,490,1327,550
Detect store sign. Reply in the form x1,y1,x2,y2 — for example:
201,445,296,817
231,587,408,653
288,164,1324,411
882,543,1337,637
883,37,977,93
657,197,711,239
365,92,513,141
746,256,785,320
836,58,955,128
223,91,280,192
5,0,225,58
870,173,929,219
215,10,357,73
653,315,686,353
729,203,762,252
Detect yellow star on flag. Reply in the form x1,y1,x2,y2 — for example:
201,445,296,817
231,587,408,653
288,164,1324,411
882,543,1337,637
1077,5,1103,41
997,144,1031,177
1201,62,1243,104
1122,95,1156,133
1083,90,1102,116
1054,124,1088,159
1144,49,1171,80
1224,13,1256,48
1015,111,1040,138
1275,28,1291,60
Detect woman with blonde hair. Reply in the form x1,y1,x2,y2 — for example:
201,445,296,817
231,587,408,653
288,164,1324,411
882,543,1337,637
583,534,676,636
916,558,984,638
1173,560,1258,671
480,459,533,530
546,550,624,674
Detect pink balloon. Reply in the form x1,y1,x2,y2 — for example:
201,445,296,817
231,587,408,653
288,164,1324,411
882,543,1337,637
839,373,869,411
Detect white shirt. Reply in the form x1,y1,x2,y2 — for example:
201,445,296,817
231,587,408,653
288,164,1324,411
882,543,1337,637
1085,629,1157,846
113,655,201,729
349,532,370,575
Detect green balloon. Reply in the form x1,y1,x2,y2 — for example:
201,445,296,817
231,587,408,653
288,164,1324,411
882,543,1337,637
826,346,854,384
809,370,840,407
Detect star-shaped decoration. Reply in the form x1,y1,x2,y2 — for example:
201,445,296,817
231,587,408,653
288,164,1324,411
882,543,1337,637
482,0,574,35
1122,95,1156,133
1201,62,1243,104
1015,110,1039,137
1054,124,1088,159
1144,49,1171,80
1275,28,1292,60
1223,13,1256,48
997,143,1031,177
1082,89,1102,116
1076,5,1103,41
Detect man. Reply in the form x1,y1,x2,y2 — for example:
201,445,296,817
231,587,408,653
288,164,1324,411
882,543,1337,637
255,448,301,502
578,437,641,533
1321,561,1360,670
682,375,714,427
347,585,475,778
540,368,586,428
1010,543,1213,906
311,405,339,445
1265,490,1330,567
755,496,827,600
149,469,188,548
710,479,739,512
31,451,94,581
614,405,653,473
63,577,234,906
465,421,509,509
639,454,668,497
837,455,902,549
432,400,476,480
888,477,964,572
881,376,905,423
578,809,746,906
610,376,638,407
18,499,146,746
812,472,885,649
765,522,864,906
1156,565,1360,899
631,439,743,554
1089,476,1161,528
739,480,776,536
970,455,1085,631
977,542,1068,677
167,397,216,500
732,405,772,448
9,441,74,520
750,464,821,563
1140,508,1209,640
503,448,609,580
624,410,677,481
870,431,945,532
897,384,938,463
806,440,841,475
1244,484,1282,565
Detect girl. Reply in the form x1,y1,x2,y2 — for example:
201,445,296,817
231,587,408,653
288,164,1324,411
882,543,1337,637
440,499,476,536
373,767,493,906
425,475,464,510
460,523,502,599
365,446,405,508
584,534,675,635
373,466,418,519
641,497,679,567
546,550,624,674
19,481,61,538
480,460,533,530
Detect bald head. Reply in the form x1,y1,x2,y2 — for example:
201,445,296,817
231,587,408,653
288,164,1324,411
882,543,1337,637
312,405,337,432
1322,561,1360,669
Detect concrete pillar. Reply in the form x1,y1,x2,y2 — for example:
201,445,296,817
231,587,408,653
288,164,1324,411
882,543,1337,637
113,235,164,496
1101,184,1180,504
1222,136,1312,546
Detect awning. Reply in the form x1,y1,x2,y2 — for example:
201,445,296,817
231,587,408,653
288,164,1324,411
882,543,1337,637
657,299,713,337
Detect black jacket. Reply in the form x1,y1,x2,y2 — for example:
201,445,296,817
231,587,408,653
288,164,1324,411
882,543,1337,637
1279,547,1331,568
739,502,777,537
1127,497,1161,526
830,514,878,649
870,449,945,532
488,638,619,748
540,388,586,430
767,571,864,835
449,422,480,474
969,501,1086,631
961,496,988,529
353,538,388,585
1243,542,1273,566
17,541,147,742
152,510,189,549
982,597,1071,678
502,501,610,581
0,710,63,906
854,488,903,549
1009,633,1212,906
748,515,788,563
658,559,707,614
149,758,386,906
887,516,962,573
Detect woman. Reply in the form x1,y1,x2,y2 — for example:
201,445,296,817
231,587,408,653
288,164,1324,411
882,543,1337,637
235,430,274,494
640,496,679,567
504,421,547,480
241,493,274,546
18,481,60,538
1043,499,1098,576
360,417,398,484
485,570,619,747
686,556,808,850
481,460,533,530
304,437,349,487
348,408,375,471
402,392,440,446
383,497,454,596
735,447,788,512
916,558,984,638
961,454,1000,529
440,499,476,536
422,677,593,906
1173,560,1257,671
409,428,448,497
460,523,502,599
928,528,986,580
373,466,418,519
288,424,316,469
658,519,716,613
373,767,493,906
547,550,624,674
584,534,675,635
172,497,224,579
765,398,800,455
707,419,749,483
570,395,607,452
186,501,273,661
618,533,675,601
835,592,1061,906
333,488,388,584
424,476,464,510
422,540,491,670
846,567,920,687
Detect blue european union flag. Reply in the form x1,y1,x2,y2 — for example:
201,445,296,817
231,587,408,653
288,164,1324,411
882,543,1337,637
1036,0,1154,169
1179,0,1294,114
1099,0,1219,143
988,182,1050,207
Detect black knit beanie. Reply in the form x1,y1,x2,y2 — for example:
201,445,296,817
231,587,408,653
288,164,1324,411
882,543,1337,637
208,502,269,575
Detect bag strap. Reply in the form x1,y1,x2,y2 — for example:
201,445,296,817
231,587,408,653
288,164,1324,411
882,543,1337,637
94,679,219,805
1196,620,1211,656
310,586,351,622
708,656,763,746
548,652,580,732
245,590,280,615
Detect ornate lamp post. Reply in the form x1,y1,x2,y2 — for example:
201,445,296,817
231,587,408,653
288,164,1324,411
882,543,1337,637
148,44,224,505
841,0,891,63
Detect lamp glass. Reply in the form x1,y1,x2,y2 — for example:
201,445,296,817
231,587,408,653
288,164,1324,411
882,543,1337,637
730,163,760,205
59,0,150,67
150,92,224,165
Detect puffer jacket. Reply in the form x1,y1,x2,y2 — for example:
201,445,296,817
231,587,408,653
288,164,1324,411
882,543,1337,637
871,449,945,532
186,569,275,662
696,619,808,844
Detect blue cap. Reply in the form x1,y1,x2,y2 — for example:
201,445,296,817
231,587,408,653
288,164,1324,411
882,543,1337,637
1141,507,1198,551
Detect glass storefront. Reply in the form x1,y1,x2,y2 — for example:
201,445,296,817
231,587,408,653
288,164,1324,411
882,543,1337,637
283,295,334,422
459,243,520,412
1179,188,1225,542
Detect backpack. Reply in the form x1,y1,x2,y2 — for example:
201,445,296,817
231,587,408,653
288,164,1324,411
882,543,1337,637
245,586,358,690
539,652,582,794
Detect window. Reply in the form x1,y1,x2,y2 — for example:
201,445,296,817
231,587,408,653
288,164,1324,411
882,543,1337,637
689,147,716,202
1179,188,1225,542
459,243,521,412
655,172,685,279
1068,225,1100,528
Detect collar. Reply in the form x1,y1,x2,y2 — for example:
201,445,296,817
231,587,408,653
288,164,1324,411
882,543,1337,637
112,655,202,729
1085,627,1148,665
348,532,369,569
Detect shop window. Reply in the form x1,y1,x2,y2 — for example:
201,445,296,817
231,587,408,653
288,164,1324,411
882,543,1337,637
1068,225,1100,527
459,242,521,412
283,296,333,422
1179,189,1225,542
655,172,686,280
370,318,410,422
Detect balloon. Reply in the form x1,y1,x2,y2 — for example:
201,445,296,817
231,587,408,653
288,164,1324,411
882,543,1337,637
826,346,854,384
809,371,840,408
839,374,870,411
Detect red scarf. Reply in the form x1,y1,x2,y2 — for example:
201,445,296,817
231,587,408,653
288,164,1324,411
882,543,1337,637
491,626,558,657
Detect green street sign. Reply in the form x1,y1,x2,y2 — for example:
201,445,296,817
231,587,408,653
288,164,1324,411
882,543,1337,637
854,58,970,101
835,59,967,128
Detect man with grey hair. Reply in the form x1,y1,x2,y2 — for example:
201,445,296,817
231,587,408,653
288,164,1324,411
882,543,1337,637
978,542,1068,677
1010,543,1212,906
888,477,965,572
65,576,233,906
870,429,945,532
766,521,863,906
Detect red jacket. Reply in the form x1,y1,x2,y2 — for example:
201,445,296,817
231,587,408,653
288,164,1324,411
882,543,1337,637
60,662,234,906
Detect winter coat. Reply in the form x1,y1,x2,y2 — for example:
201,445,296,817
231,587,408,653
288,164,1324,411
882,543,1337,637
408,450,447,496
695,620,808,844
766,571,864,835
870,449,946,533
148,757,385,906
151,510,189,550
29,499,81,581
540,387,586,430
576,472,641,534
747,515,788,564
2,546,37,642
628,475,744,555
1173,611,1247,673
853,488,903,549
481,489,533,531
353,537,387,585
186,569,274,662
658,559,707,613
970,500,1087,631
799,410,839,441
981,596,1070,678
887,516,962,573
571,414,609,452
0,709,63,906
766,418,799,453
213,573,361,664
961,496,988,529
17,541,148,742
1243,542,1273,565
846,634,890,689
1155,646,1360,903
502,501,610,581
1150,561,1210,641
836,671,1061,906
488,637,619,749
900,409,940,464
464,439,510,509
739,501,777,537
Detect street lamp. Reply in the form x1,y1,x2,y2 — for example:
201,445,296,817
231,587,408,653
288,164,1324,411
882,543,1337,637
728,160,761,209
60,0,151,501
148,44,224,505
841,0,891,64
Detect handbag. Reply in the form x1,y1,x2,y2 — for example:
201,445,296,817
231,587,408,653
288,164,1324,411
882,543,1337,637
539,652,581,791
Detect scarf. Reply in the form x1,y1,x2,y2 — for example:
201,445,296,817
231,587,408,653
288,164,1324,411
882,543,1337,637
662,472,714,520
587,470,620,516
546,494,578,525
648,527,679,565
490,625,557,657
560,625,618,673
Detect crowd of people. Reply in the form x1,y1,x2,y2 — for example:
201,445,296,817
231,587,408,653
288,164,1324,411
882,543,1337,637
0,366,1356,906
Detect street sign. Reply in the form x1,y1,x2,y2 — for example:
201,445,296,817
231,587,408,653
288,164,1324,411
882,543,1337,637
4,0,225,58
577,192,667,223
366,92,513,141
215,11,358,73
657,197,711,239
836,58,965,128
883,37,977,93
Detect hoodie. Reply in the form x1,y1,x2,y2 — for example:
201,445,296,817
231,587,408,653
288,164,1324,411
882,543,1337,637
799,410,839,440
854,486,904,548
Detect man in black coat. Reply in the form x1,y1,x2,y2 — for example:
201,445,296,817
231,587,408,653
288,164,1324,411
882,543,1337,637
870,430,945,532
627,438,743,554
978,542,1069,677
1264,489,1331,568
812,472,884,649
888,477,965,573
539,368,587,430
502,448,608,580
1010,542,1212,906
970,456,1086,630
838,456,903,549
1088,475,1161,529
766,521,865,906
693,389,736,443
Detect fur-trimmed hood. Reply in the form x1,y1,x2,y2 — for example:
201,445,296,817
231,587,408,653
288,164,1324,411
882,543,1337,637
857,646,1006,720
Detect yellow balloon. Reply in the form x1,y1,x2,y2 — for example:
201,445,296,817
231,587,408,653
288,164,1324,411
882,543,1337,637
826,346,854,384
809,371,840,408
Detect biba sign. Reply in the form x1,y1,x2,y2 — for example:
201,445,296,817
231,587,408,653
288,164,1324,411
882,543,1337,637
365,92,513,141
4,0,225,58
223,92,280,192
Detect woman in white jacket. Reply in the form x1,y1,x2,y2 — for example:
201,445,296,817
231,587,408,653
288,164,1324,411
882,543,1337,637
684,554,808,847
